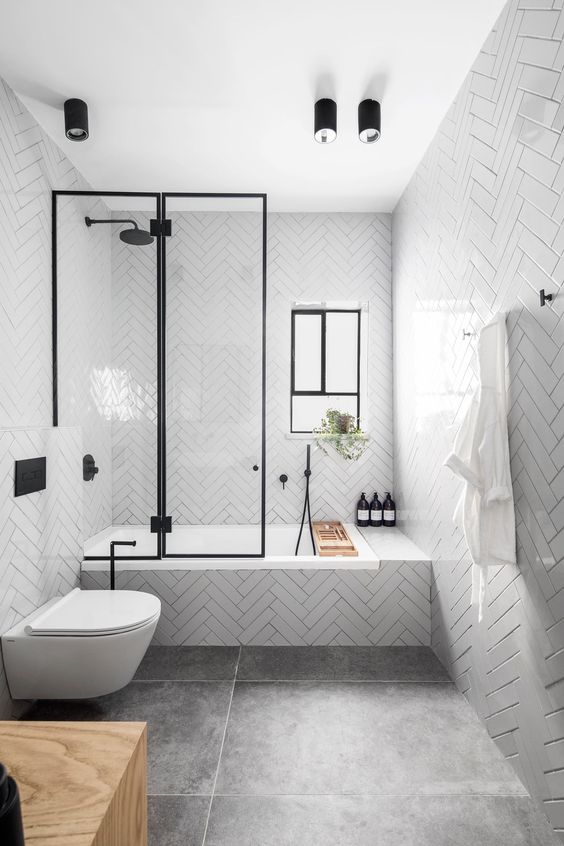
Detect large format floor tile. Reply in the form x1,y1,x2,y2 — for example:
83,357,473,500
237,645,450,681
216,682,525,796
29,681,233,794
136,645,240,680
149,795,210,846
205,795,561,846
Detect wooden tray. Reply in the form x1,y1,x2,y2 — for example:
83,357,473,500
313,521,358,557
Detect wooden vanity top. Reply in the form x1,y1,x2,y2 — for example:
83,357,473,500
0,721,147,846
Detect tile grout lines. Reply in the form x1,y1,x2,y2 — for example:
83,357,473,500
200,645,242,846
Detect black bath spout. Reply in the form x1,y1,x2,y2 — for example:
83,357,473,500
109,540,137,590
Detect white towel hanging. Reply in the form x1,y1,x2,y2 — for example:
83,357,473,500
444,313,516,621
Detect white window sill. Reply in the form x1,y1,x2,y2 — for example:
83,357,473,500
285,432,371,440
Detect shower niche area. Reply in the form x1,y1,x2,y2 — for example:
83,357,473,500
54,191,266,560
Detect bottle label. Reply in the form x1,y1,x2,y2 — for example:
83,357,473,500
358,509,368,522
384,510,395,521
371,510,382,521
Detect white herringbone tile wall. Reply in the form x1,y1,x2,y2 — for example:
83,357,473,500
111,211,158,525
0,79,83,428
166,212,263,526
393,0,564,836
82,561,431,646
267,213,392,524
0,428,83,716
109,212,393,529
0,76,93,716
57,194,113,539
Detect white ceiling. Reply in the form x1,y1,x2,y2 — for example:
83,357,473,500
0,0,507,212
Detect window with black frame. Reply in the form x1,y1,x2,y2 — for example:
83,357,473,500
290,308,361,433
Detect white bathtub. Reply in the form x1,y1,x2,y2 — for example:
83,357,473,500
81,524,432,646
84,522,381,569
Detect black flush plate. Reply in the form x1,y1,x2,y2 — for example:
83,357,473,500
14,457,46,497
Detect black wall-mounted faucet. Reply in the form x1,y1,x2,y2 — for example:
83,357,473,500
109,540,137,590
279,474,288,490
83,454,99,481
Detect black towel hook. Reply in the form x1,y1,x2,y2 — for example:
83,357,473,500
540,289,554,307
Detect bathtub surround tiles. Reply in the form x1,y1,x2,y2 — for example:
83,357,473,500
82,562,432,646
29,646,560,845
393,0,564,837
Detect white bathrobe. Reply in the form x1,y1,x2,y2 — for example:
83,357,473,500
444,313,516,621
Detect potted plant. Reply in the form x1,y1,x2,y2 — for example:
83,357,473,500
313,409,368,461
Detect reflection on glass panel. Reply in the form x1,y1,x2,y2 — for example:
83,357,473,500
292,395,358,433
294,313,321,391
164,195,264,556
56,193,158,558
326,312,358,393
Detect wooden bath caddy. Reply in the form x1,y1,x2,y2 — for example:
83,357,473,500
313,521,358,557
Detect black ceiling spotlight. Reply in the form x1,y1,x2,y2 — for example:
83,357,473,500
64,98,89,142
358,99,381,144
314,98,337,144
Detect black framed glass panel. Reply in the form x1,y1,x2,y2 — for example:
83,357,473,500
162,194,266,557
53,191,160,560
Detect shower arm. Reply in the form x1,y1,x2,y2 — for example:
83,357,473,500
85,216,139,229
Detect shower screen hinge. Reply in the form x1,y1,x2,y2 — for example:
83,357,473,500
149,218,172,237
150,515,172,533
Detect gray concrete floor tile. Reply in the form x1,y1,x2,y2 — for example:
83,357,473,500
237,645,450,681
216,681,525,796
135,645,240,680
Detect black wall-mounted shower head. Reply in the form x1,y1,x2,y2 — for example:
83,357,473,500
84,216,154,246
119,224,154,246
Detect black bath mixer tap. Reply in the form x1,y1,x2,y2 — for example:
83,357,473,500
109,540,137,591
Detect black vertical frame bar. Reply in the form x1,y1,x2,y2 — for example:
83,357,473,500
261,194,267,558
161,193,267,559
356,309,361,424
155,193,163,559
321,311,327,393
52,190,161,560
51,192,58,426
160,193,168,557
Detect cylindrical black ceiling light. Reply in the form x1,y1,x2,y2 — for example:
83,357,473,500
358,99,381,144
314,98,337,144
64,98,89,142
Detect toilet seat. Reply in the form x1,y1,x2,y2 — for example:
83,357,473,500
25,588,161,637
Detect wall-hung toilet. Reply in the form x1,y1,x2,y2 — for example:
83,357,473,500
2,588,160,700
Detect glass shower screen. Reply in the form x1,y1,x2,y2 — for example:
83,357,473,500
54,192,160,560
162,194,266,557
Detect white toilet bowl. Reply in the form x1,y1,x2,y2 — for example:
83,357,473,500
1,588,161,700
